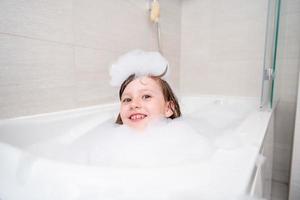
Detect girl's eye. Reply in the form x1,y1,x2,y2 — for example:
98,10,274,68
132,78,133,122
142,95,152,100
122,98,131,103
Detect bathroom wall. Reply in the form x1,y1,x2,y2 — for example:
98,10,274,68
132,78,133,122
274,0,300,198
180,0,269,97
274,0,300,184
0,0,181,119
290,73,300,200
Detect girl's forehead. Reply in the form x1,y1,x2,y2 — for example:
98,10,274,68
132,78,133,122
123,76,162,92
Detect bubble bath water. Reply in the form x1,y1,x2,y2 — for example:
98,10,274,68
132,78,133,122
27,118,214,168
0,96,272,200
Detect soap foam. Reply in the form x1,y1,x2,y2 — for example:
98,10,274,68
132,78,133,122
23,116,264,200
109,49,169,87
28,118,214,167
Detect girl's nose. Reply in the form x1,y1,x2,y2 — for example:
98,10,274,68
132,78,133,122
130,98,141,109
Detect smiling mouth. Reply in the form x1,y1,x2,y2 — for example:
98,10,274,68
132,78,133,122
129,114,147,121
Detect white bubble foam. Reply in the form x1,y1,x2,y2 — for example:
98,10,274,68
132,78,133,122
23,117,264,200
109,49,169,87
27,118,214,168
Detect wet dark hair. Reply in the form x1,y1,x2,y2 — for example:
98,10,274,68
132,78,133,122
115,74,181,124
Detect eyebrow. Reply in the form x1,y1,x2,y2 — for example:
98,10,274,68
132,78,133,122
122,89,157,97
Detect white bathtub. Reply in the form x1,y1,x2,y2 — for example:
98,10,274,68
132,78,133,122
0,96,273,200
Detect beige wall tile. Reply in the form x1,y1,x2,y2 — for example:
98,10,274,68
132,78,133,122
273,0,300,187
290,73,300,199
181,56,263,97
0,34,76,118
73,0,156,52
0,0,73,43
74,47,120,105
0,85,76,118
284,0,300,14
180,0,268,97
0,35,75,88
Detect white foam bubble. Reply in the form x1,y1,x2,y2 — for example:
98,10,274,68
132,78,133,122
27,118,214,168
67,118,213,167
109,49,169,87
22,117,264,200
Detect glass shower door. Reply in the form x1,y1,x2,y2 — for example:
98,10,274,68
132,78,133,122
260,0,281,109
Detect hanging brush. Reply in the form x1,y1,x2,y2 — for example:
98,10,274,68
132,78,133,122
149,0,162,53
150,0,160,23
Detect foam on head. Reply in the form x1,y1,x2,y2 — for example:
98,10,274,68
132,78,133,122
110,49,169,87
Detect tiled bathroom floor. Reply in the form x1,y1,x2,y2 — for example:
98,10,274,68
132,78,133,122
271,181,289,200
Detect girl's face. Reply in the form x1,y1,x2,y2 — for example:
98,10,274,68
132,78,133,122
120,76,173,131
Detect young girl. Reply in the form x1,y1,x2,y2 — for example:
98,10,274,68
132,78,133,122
28,50,212,168
110,50,181,131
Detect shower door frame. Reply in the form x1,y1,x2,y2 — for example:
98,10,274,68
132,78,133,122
260,0,281,110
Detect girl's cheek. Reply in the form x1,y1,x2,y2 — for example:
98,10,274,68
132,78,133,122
121,105,130,113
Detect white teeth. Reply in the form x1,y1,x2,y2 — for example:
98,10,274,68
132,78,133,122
130,114,146,120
